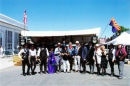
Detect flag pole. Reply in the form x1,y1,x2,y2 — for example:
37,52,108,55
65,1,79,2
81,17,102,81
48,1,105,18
99,18,112,39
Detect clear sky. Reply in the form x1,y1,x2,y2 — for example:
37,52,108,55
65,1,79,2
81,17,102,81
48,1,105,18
1,0,130,38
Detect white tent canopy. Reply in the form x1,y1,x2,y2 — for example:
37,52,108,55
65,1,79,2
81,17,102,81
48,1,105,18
107,30,130,45
21,28,101,37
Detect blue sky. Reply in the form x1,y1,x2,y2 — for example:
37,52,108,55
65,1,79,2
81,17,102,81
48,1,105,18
1,0,130,38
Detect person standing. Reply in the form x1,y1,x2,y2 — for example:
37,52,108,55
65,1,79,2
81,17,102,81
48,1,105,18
0,46,3,58
18,44,30,76
67,42,74,72
93,44,102,76
61,46,70,73
107,43,116,76
79,43,88,74
54,42,62,73
88,42,95,74
29,45,37,75
116,44,127,79
37,44,49,74
74,41,81,72
100,45,108,76
48,48,57,74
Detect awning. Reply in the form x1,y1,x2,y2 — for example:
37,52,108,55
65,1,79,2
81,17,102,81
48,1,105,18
21,27,101,37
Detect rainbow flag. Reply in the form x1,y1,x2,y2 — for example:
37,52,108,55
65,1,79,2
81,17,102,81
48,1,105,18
109,18,121,33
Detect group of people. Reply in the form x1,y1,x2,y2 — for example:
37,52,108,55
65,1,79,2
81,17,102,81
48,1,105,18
18,40,127,79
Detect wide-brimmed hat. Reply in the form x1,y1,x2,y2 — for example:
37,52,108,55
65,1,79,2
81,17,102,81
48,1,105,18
58,42,61,45
95,44,100,46
75,41,79,43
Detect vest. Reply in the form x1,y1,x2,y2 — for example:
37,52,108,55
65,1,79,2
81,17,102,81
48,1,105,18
22,49,29,59
108,49,113,59
40,48,47,59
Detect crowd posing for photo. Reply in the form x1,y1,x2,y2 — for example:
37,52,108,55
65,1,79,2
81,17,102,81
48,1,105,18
18,41,127,79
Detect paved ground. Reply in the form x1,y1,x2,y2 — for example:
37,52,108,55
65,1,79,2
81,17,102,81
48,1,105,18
0,58,130,86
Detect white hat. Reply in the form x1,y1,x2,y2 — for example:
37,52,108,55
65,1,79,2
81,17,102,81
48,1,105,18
58,42,61,45
95,44,100,46
75,41,79,43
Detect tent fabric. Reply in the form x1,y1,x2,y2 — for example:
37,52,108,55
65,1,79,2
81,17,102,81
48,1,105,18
107,30,130,45
21,28,101,37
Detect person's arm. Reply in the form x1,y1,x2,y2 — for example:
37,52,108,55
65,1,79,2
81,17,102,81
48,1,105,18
121,48,127,58
84,47,88,60
112,49,116,61
93,51,95,60
46,48,49,57
54,48,58,55
37,48,40,57
18,49,23,58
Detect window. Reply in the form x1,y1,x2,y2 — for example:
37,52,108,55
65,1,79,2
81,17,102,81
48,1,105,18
14,32,19,50
5,30,12,50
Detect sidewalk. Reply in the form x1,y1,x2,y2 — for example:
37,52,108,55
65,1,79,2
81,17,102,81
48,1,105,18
0,57,14,70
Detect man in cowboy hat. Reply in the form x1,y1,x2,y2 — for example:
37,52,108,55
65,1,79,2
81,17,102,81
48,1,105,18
54,42,62,73
73,41,81,72
18,43,30,76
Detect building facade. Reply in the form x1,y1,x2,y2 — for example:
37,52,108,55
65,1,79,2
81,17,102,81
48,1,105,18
0,14,28,52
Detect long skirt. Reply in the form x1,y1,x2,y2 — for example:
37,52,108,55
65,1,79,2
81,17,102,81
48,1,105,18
48,57,57,74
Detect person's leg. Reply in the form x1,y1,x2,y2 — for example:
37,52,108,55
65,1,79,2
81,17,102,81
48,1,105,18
83,61,86,73
74,56,77,71
43,58,47,73
39,59,43,73
67,60,70,72
91,62,94,74
30,57,33,73
111,61,115,75
77,56,81,71
69,56,73,71
22,60,26,75
33,57,36,73
63,60,66,72
119,61,124,79
26,60,30,75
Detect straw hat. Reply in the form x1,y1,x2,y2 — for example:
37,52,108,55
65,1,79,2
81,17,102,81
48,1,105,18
95,44,100,46
58,42,61,45
75,41,79,43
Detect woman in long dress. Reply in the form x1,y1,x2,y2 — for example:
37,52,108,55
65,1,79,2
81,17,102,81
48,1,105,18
93,44,102,75
48,48,57,74
100,45,108,76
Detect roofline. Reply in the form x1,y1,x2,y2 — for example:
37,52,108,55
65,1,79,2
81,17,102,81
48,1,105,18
0,13,28,30
21,27,101,37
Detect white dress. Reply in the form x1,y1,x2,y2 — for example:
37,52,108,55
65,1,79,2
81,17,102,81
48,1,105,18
93,48,102,64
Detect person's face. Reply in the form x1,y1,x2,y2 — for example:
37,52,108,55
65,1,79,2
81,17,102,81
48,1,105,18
31,46,34,50
58,44,60,47
64,47,67,50
51,48,53,51
63,41,65,43
25,45,28,48
89,43,92,46
76,43,79,46
118,45,121,49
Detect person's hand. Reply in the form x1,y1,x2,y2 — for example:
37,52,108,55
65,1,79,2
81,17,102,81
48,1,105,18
112,60,114,62
84,59,86,61
93,58,95,60
120,57,123,60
